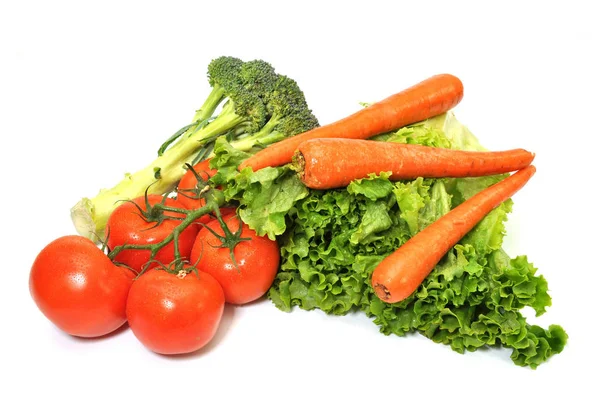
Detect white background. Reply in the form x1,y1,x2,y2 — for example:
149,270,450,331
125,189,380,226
1,1,598,397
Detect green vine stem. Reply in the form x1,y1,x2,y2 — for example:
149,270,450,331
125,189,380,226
107,187,226,274
200,205,251,271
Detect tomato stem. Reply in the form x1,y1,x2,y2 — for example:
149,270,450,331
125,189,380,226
172,228,181,262
199,205,251,272
153,205,189,215
112,261,140,276
107,188,226,273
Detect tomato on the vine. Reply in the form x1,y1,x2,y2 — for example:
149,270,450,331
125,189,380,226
176,159,218,213
29,235,134,338
126,268,225,355
175,160,239,227
190,215,280,305
106,194,198,273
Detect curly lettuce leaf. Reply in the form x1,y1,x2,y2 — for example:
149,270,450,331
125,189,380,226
210,137,308,240
209,137,251,186
347,172,394,201
234,166,308,239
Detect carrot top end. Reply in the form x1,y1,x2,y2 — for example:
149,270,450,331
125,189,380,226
291,150,306,179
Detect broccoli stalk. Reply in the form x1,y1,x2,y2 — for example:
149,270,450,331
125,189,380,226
70,56,319,241
191,56,244,123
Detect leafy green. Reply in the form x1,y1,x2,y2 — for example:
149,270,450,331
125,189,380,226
372,112,485,151
213,112,567,368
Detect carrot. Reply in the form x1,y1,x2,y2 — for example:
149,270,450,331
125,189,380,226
293,138,535,190
371,165,536,304
239,74,464,171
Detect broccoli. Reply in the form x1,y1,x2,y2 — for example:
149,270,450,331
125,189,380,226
71,56,319,241
230,75,319,152
194,56,244,123
239,59,278,100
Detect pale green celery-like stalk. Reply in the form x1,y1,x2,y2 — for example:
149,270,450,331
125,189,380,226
71,103,243,241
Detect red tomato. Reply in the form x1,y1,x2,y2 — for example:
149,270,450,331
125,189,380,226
29,235,134,338
106,195,198,273
176,159,218,212
175,160,237,227
126,268,225,355
190,216,280,305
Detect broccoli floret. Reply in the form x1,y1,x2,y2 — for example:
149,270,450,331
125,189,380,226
230,75,319,152
71,56,318,241
207,56,243,89
200,90,267,147
239,60,278,100
193,56,244,123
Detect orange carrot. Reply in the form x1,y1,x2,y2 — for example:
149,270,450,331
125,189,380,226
294,138,535,190
371,165,536,304
239,74,464,171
